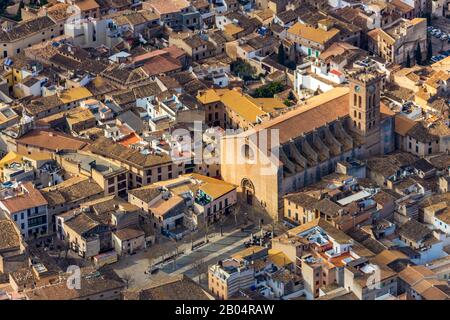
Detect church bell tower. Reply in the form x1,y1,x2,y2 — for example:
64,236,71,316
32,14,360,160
348,68,384,157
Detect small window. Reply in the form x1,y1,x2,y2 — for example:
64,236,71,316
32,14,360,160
242,144,254,161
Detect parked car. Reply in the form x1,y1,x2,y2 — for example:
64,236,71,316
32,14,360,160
431,28,440,36
432,55,446,62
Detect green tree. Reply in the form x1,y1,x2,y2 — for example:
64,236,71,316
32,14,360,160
415,42,422,65
253,81,285,98
232,59,257,80
277,44,286,66
287,91,295,101
406,53,411,67
0,0,9,15
422,12,431,26
427,39,433,61
285,61,296,70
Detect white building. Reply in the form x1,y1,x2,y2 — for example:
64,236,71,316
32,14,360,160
65,18,121,49
0,182,48,239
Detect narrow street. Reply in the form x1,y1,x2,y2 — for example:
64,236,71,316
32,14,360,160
112,227,254,290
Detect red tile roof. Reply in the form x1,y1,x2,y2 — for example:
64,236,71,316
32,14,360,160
255,89,350,144
16,129,88,152
119,132,142,147
1,182,47,214
142,56,182,77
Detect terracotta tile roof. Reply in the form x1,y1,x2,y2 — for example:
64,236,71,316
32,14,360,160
132,49,177,64
394,114,417,136
113,227,145,241
86,137,173,169
431,56,450,71
182,173,236,200
224,23,244,36
373,249,409,266
113,11,158,26
391,0,414,13
41,176,103,206
1,182,47,214
398,266,440,286
276,10,298,24
119,132,142,147
16,129,88,152
149,195,184,217
66,107,96,127
398,219,432,242
0,16,55,42
425,70,450,89
163,45,186,59
46,3,73,21
284,192,319,210
25,267,125,300
25,94,64,116
65,213,100,235
268,249,293,267
380,102,395,119
0,219,20,250
59,87,93,104
196,89,222,104
219,89,267,124
254,87,350,144
126,274,212,300
288,22,340,45
75,0,100,11
147,0,190,15
128,185,161,203
141,56,182,77
420,286,450,300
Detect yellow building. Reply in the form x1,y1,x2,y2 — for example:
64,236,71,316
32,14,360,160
413,70,450,112
223,23,245,39
0,151,52,182
287,21,340,57
59,87,93,106
25,87,93,119
0,16,63,59
53,150,129,197
65,107,96,134
368,18,427,65
197,88,287,130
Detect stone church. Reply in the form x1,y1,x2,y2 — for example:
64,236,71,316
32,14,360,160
220,68,395,220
